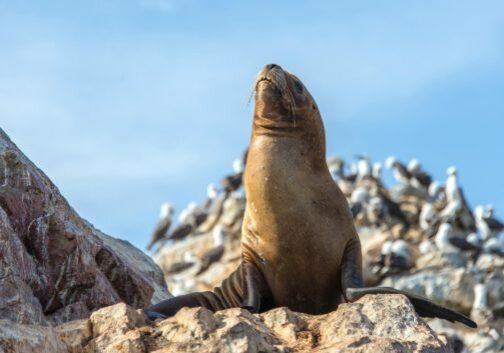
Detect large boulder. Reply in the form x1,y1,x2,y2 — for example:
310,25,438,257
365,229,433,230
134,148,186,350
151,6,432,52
0,128,170,326
53,295,450,353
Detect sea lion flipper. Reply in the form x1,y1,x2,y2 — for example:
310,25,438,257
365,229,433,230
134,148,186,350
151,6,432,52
240,261,270,313
143,291,223,320
340,239,476,328
340,238,365,295
345,287,477,328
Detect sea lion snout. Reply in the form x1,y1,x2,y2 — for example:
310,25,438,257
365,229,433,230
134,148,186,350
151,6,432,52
255,64,287,91
265,63,281,71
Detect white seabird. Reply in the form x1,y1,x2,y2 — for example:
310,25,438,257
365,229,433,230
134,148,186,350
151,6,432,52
385,156,411,185
356,155,372,181
445,166,462,203
474,205,504,241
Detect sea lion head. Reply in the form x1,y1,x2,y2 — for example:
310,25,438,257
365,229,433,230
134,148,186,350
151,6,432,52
254,64,323,136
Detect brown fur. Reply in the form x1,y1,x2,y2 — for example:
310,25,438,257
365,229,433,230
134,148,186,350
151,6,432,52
242,64,359,314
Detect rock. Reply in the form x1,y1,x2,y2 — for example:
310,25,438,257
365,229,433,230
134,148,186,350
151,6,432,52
415,251,468,269
90,303,147,337
55,319,93,353
475,254,504,272
428,318,504,353
260,307,307,342
0,319,67,353
72,295,449,353
0,128,170,326
314,294,449,352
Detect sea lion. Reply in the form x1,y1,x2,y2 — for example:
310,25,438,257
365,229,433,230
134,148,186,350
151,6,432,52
145,64,476,327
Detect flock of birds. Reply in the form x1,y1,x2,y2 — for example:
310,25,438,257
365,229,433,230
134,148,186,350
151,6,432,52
146,152,504,285
328,154,504,279
146,150,247,276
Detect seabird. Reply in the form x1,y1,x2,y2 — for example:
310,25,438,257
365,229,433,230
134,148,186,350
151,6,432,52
438,200,462,224
376,189,410,228
349,187,369,218
178,202,200,224
345,163,358,183
203,183,219,209
372,162,383,181
221,172,243,194
474,205,504,240
419,202,437,232
385,156,411,185
428,181,444,201
407,159,432,190
146,202,174,251
434,223,458,252
419,240,436,254
373,239,411,275
435,223,480,254
327,156,345,180
356,154,372,181
232,158,245,175
483,237,504,257
195,224,226,275
167,222,194,241
166,252,197,275
445,166,462,203
366,197,387,227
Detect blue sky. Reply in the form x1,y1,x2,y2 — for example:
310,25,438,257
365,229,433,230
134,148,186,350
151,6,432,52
2,1,503,251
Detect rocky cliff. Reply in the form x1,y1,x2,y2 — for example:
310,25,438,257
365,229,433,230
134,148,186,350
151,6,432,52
0,128,170,327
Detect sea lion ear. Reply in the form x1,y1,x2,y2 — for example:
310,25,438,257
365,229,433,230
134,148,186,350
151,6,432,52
293,79,304,94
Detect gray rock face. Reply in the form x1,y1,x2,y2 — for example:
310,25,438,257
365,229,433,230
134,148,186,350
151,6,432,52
0,128,170,326
0,319,68,353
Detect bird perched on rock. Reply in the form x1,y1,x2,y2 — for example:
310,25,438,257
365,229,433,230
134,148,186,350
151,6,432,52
372,162,383,182
435,223,458,252
435,223,480,256
195,224,226,275
147,202,174,251
356,154,372,181
407,159,432,190
167,202,210,241
203,183,219,210
445,166,462,203
419,202,438,233
349,187,369,219
474,205,504,241
438,200,462,224
471,283,493,324
221,152,248,195
385,156,411,185
373,239,412,276
327,156,345,181
443,167,475,230
482,237,504,257
366,197,386,227
166,252,197,275
428,181,444,202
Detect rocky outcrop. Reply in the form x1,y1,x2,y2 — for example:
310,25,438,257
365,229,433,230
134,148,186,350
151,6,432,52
0,128,170,326
38,295,449,353
153,156,504,352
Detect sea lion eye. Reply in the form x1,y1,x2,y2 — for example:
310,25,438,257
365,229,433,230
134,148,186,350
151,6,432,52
293,80,303,93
